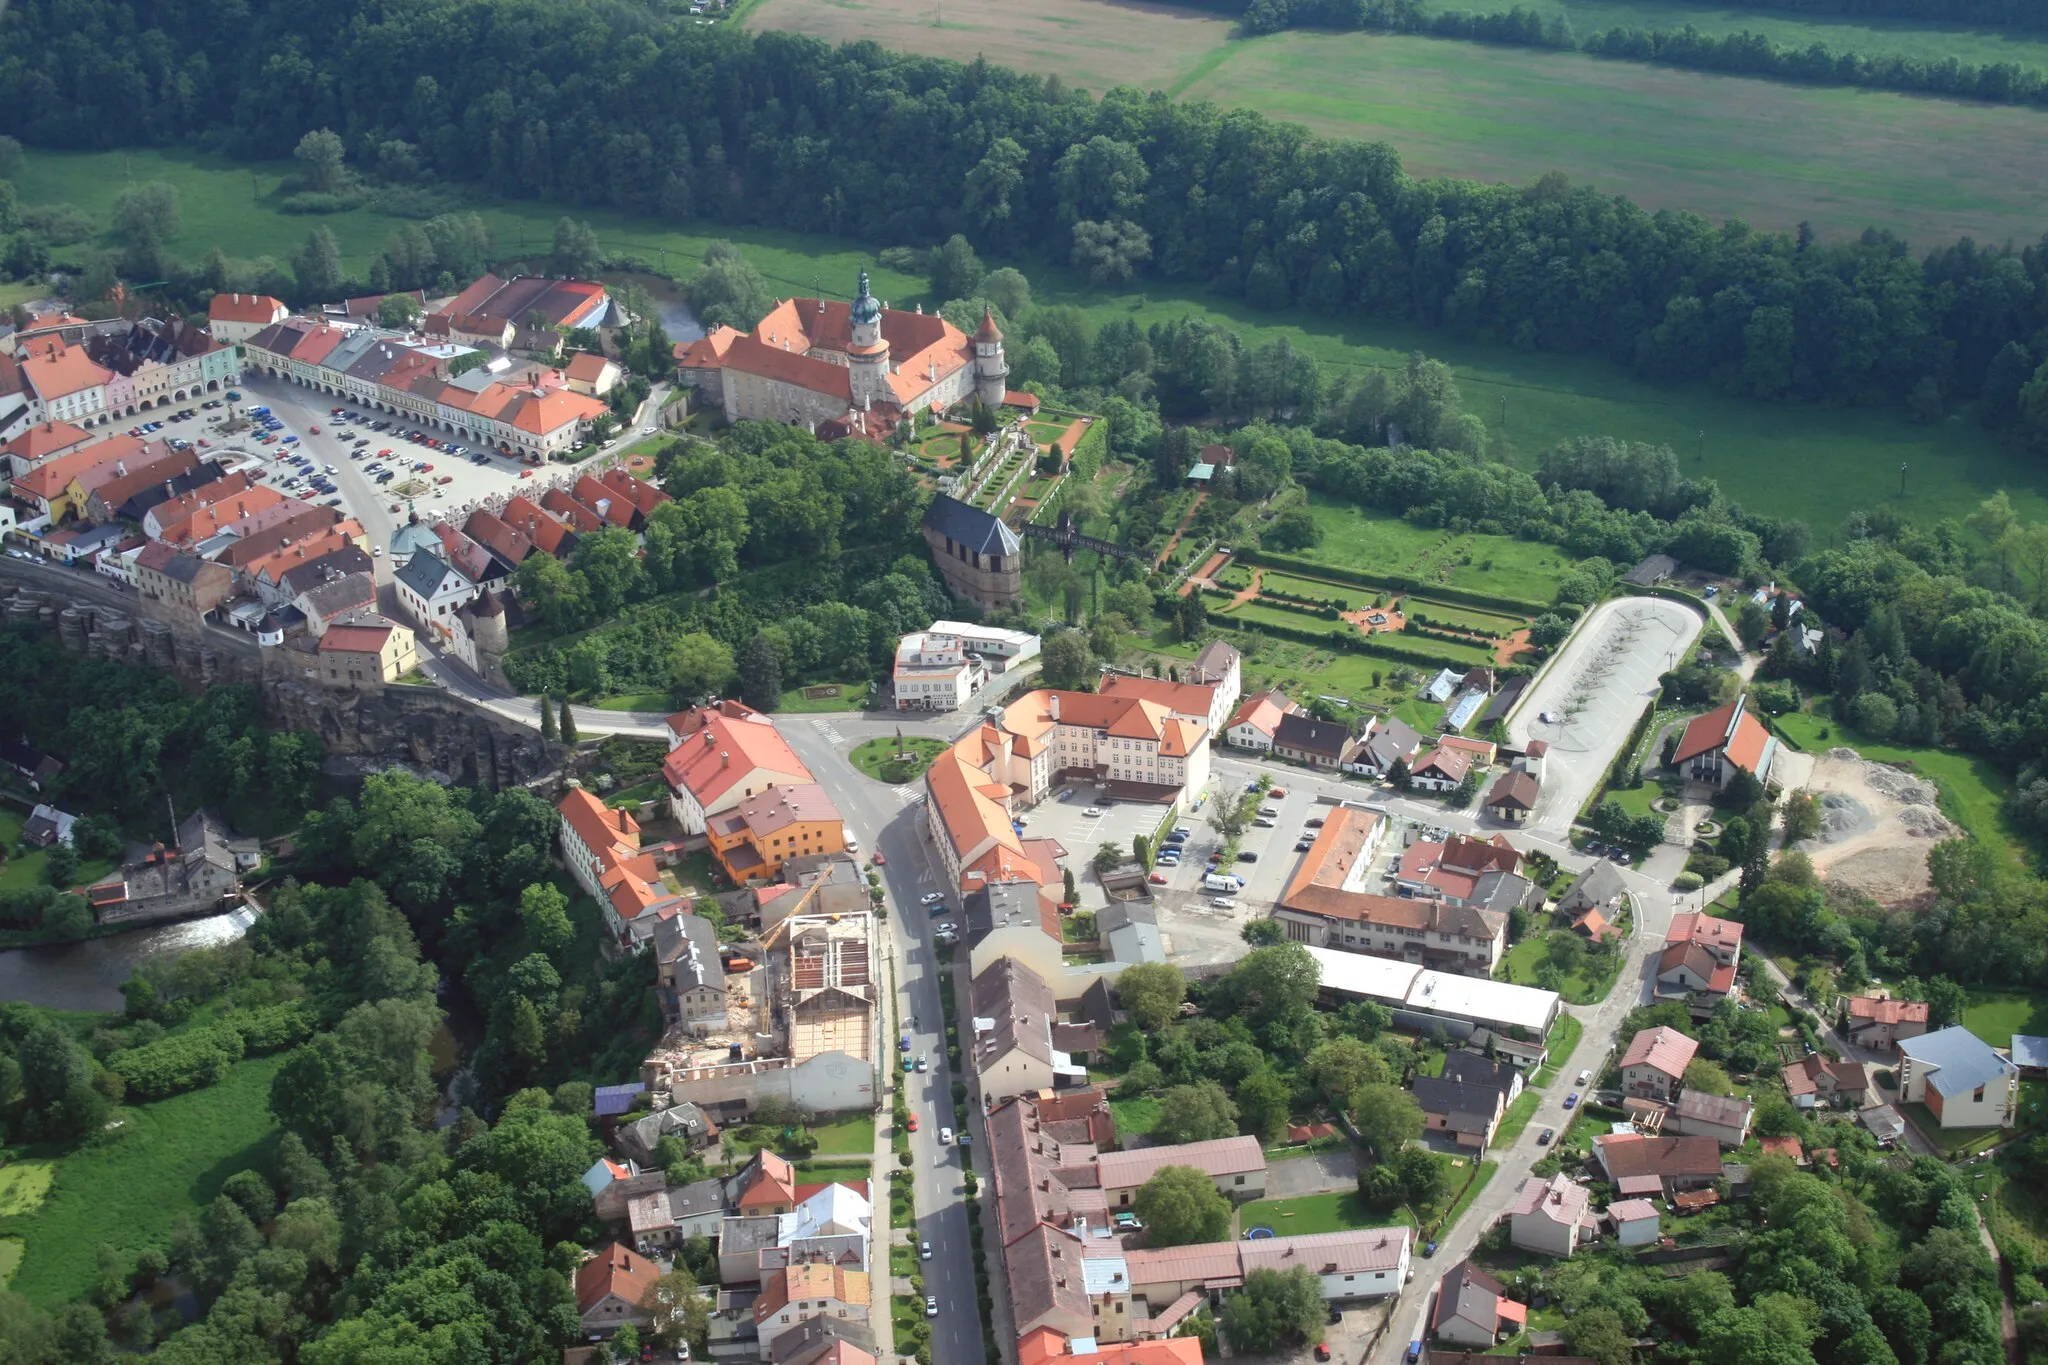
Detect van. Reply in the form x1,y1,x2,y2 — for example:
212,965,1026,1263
1203,872,1243,893
844,836,859,852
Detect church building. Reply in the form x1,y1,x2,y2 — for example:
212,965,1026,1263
680,271,1009,430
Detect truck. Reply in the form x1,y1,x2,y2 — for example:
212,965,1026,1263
1203,872,1244,893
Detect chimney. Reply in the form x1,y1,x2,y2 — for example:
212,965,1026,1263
1049,694,1059,722
722,751,729,768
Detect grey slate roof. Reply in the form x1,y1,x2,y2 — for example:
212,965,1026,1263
1899,1025,2017,1097
1356,718,1423,770
654,912,722,993
922,493,1020,556
1439,1052,1521,1098
1411,1076,1502,1131
297,570,376,619
395,546,469,601
1274,711,1351,759
2012,1035,2048,1070
1565,859,1629,908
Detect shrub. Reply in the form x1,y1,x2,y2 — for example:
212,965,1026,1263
1673,871,1704,891
106,1024,247,1100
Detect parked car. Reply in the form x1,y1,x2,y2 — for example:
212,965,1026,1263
1564,1092,1580,1109
924,1297,938,1319
1538,1128,1554,1145
915,1056,927,1073
919,1241,932,1260
1236,851,1258,862
1082,806,1103,817
906,1113,919,1131
939,1126,954,1145
919,893,944,905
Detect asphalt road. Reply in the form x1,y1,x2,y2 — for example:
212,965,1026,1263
780,711,990,1365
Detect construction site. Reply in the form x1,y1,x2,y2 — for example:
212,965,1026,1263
641,910,881,1119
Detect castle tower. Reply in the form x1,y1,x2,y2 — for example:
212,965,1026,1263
846,270,891,410
972,306,1008,409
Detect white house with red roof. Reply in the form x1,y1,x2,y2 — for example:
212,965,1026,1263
1224,688,1296,752
206,292,289,344
1509,1172,1593,1257
1620,1025,1699,1101
1672,694,1778,790
557,786,682,945
1656,911,1743,1013
662,701,816,835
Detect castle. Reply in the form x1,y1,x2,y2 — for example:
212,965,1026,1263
679,271,1010,431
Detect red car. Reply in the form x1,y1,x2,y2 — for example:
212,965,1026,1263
906,1114,920,1132
870,852,886,866
1270,787,1289,797
309,425,322,434
420,463,434,472
520,469,534,478
1148,872,1168,885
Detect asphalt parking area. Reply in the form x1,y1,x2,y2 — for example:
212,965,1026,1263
1027,784,1166,879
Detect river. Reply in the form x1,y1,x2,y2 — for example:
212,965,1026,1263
602,270,705,342
0,907,259,1013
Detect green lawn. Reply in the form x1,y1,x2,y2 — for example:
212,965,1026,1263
1530,1013,1583,1088
850,737,946,785
0,1055,283,1307
1109,1094,1162,1138
595,691,674,713
1772,705,2025,862
19,143,2048,534
1400,597,1531,637
1301,503,1571,605
1430,1158,1499,1237
1240,1190,1383,1236
0,810,116,892
1500,937,1623,1006
778,680,872,714
809,1114,876,1156
1214,601,1499,667
1961,991,2048,1052
1601,781,1666,829
1493,1089,1542,1148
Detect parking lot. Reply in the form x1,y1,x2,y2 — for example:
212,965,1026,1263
1510,596,1703,828
226,375,642,577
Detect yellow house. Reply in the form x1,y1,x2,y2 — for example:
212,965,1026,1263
316,615,419,686
705,783,846,884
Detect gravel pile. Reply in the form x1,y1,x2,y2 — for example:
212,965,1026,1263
1814,791,1876,844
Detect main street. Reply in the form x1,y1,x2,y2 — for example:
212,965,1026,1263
781,711,991,1365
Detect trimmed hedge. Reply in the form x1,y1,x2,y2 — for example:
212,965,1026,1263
1237,548,1546,616
1208,615,1483,672
1256,592,1342,620
1067,415,1108,484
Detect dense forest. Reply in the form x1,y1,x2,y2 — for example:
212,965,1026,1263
2,0,2048,433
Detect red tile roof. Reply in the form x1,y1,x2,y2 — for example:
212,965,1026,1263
207,292,286,324
1622,1025,1699,1079
663,703,815,811
2,420,95,463
575,1242,660,1315
565,351,613,382
319,622,399,654
1847,996,1928,1025
1672,696,1774,774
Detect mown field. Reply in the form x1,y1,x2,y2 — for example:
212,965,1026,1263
0,1054,283,1306
747,0,2048,247
16,147,2048,532
1301,504,1573,604
1460,0,2048,68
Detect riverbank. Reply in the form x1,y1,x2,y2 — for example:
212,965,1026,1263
0,906,257,1012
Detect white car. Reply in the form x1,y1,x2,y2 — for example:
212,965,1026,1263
1082,807,1103,817
919,893,945,905
1211,897,1238,909
939,1126,955,1145
372,546,385,557
920,1241,932,1260
642,424,657,434
925,1297,939,1319
1577,1069,1592,1084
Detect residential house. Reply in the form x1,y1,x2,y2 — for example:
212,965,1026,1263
1345,716,1424,778
1589,1134,1722,1194
1671,1091,1754,1147
1672,694,1778,790
1432,1261,1524,1347
1097,1136,1267,1208
1272,712,1352,770
1896,1026,2017,1129
1017,1331,1199,1365
1408,744,1474,793
575,1243,659,1337
1608,1199,1661,1247
130,540,234,620
1393,834,1523,907
1508,1173,1592,1257
705,783,847,885
615,1103,720,1166
771,1316,877,1365
1557,860,1628,919
1656,911,1743,1014
1224,688,1295,752
1413,1075,1507,1150
653,910,726,1035
1484,769,1541,824
970,955,1077,1106
21,804,77,848
293,570,378,639
581,1157,666,1223
1185,639,1243,721
753,1265,871,1357
393,548,479,642
314,614,418,685
1783,1053,1869,1110
892,628,994,711
1860,1104,1908,1147
556,787,676,946
206,293,289,345
1620,1026,1699,1101
962,881,1064,983
1123,1227,1410,1308
1440,1051,1525,1106
1843,995,1930,1052
0,738,62,792
663,701,817,835
564,351,623,396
